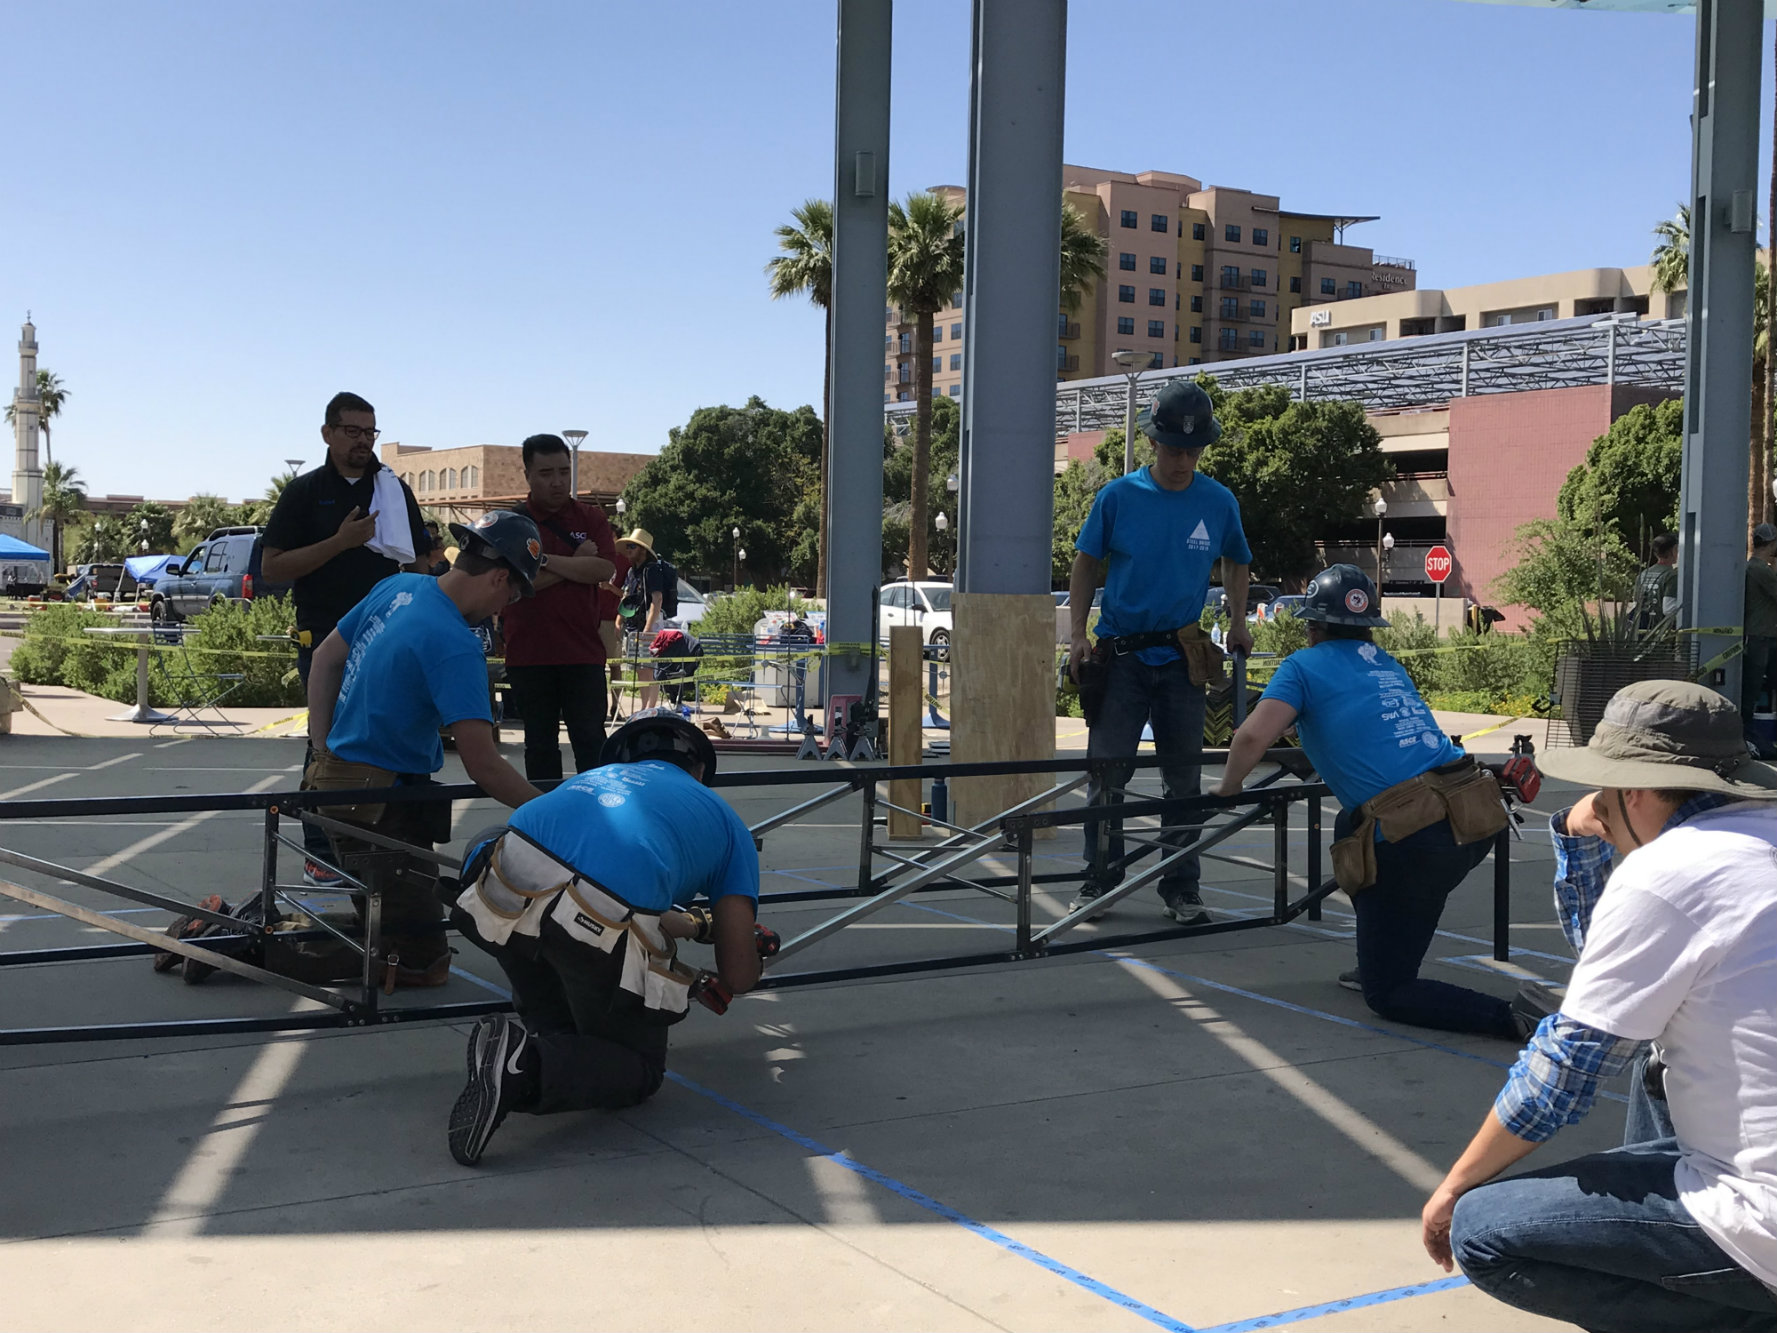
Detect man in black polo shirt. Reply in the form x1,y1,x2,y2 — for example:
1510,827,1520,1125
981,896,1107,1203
263,390,429,886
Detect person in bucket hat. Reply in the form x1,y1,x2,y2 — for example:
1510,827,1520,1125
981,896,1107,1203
1422,680,1777,1330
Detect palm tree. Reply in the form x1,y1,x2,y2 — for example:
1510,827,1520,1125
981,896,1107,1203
175,493,234,549
1058,200,1108,382
29,461,85,572
766,199,834,597
247,471,295,526
1650,205,1776,533
3,369,69,466
1058,200,1108,316
1651,206,1690,296
888,191,967,580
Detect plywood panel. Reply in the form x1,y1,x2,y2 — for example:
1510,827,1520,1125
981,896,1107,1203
949,593,1056,835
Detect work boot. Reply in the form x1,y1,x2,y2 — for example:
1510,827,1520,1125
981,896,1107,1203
395,954,452,988
449,1014,535,1166
1338,968,1363,993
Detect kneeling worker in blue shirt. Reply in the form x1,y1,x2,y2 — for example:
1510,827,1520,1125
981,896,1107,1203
1215,564,1522,1040
304,511,543,987
447,708,775,1165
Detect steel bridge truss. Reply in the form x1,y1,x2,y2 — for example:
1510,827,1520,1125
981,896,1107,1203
0,756,1515,1043
886,315,1686,441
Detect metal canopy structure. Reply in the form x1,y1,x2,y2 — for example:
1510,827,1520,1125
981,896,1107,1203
885,315,1688,436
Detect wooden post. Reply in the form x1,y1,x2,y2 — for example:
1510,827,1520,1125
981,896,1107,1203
887,626,924,840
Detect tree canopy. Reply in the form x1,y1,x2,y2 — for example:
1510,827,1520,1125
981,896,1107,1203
1555,398,1683,557
1196,382,1393,582
618,396,821,585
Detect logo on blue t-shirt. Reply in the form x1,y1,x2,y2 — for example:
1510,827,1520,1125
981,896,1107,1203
1186,520,1212,551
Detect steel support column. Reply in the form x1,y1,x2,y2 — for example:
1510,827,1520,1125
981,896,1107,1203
956,0,1066,594
825,0,892,709
1679,0,1761,699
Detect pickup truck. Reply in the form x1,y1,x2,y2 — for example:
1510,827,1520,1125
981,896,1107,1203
150,527,291,623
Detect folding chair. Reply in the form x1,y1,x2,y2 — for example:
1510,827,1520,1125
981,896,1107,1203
152,628,246,734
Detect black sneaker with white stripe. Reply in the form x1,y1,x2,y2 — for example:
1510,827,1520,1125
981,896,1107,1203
449,1014,531,1166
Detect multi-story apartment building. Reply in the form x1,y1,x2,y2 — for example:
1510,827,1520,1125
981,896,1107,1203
1288,265,1689,351
884,165,1410,401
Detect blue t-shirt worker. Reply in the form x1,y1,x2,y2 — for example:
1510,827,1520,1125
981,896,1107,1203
1216,564,1522,1041
1068,378,1253,926
446,709,772,1166
304,511,543,986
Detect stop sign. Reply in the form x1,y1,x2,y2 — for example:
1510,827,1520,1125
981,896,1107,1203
1425,545,1454,584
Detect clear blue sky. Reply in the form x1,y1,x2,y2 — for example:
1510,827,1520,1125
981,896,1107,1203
6,0,1760,505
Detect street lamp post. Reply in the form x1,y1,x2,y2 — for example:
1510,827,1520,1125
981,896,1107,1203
934,510,949,575
614,497,626,519
1381,530,1395,587
563,429,588,498
285,458,304,477
732,526,742,592
1372,496,1389,589
1110,349,1149,475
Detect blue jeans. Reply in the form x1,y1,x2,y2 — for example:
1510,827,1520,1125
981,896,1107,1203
1452,1073,1777,1332
1337,810,1516,1039
1083,652,1205,901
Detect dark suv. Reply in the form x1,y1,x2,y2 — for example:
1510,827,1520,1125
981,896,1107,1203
151,527,291,623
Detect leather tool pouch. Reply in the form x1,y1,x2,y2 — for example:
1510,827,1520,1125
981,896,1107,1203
1330,759,1508,895
1076,642,1112,727
1175,624,1228,689
303,750,400,828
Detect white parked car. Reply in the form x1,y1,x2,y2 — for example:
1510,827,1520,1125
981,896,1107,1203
675,579,708,628
878,580,953,649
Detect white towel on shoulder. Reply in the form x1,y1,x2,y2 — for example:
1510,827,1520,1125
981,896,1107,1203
366,467,415,565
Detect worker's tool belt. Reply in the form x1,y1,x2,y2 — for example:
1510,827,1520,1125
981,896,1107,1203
1329,756,1509,894
1081,625,1227,728
302,750,451,842
456,828,698,1017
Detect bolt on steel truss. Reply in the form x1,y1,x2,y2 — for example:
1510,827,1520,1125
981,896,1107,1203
884,315,1686,441
0,753,1516,1044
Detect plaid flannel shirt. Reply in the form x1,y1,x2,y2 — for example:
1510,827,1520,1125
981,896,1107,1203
1495,792,1738,1142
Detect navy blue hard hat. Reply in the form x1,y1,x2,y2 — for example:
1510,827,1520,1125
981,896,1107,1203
1298,564,1390,628
449,511,543,597
1137,380,1222,452
602,706,718,784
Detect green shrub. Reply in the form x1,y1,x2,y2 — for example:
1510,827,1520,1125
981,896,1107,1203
178,594,305,707
9,605,111,685
695,585,815,638
6,595,304,708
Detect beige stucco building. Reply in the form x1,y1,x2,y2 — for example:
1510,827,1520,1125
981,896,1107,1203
380,441,651,522
886,164,1411,402
1289,265,1689,350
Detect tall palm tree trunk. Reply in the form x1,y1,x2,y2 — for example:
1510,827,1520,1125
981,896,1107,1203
908,310,935,580
818,306,831,599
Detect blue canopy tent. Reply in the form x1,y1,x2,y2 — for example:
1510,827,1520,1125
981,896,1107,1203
0,533,54,595
124,554,181,590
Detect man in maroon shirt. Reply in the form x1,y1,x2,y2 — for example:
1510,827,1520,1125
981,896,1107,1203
500,434,619,781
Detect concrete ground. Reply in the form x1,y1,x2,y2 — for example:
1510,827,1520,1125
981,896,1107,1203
0,731,1612,1332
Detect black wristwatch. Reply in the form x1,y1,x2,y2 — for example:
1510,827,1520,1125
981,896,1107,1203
538,554,550,569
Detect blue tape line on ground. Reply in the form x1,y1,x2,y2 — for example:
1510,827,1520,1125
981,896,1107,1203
442,961,1197,1331
1193,1275,1470,1332
663,1070,1197,1333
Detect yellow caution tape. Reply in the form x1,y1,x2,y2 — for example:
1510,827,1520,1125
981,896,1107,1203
250,708,309,736
12,692,100,739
